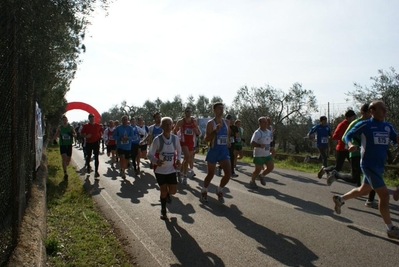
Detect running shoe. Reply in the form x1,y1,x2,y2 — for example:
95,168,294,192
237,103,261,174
216,189,224,203
232,173,239,178
327,170,337,186
177,172,182,183
218,167,222,176
387,226,399,239
182,177,187,185
200,191,208,202
94,172,100,178
249,180,258,189
304,155,310,163
160,209,168,220
332,195,344,214
259,175,266,186
365,200,378,209
63,174,68,180
87,166,92,173
317,166,325,179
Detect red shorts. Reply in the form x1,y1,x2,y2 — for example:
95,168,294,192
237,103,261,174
180,142,195,151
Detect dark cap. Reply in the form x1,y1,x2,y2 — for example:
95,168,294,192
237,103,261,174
320,116,327,121
226,114,233,120
61,114,67,119
345,110,356,118
88,113,94,118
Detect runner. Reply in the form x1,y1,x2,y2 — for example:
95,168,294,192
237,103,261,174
129,117,141,173
148,117,181,220
307,116,331,178
226,115,239,177
103,120,117,169
53,115,76,180
147,112,163,170
173,107,200,185
249,117,275,189
332,100,399,239
326,104,377,208
322,110,356,177
113,115,134,179
137,116,149,172
233,119,244,169
200,102,231,203
81,113,103,178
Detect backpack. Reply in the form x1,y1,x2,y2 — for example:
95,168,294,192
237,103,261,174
153,134,177,171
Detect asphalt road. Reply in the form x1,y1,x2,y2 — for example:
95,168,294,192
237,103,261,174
71,145,399,267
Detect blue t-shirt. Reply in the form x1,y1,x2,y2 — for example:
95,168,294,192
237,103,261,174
308,124,331,147
210,119,229,150
130,126,140,145
344,117,398,169
113,125,135,150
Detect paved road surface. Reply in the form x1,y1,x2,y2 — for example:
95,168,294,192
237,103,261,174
71,146,399,267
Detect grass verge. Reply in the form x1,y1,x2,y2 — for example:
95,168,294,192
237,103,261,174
240,155,399,187
46,144,134,266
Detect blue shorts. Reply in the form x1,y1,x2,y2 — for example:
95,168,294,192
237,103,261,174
205,148,230,164
361,166,385,189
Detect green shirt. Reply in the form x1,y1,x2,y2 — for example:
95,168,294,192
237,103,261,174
342,118,361,158
59,124,73,146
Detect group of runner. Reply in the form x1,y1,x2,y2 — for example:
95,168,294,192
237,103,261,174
307,100,399,239
53,100,399,238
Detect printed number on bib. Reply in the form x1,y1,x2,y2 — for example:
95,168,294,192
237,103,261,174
121,140,129,145
184,128,194,135
161,153,174,162
373,132,389,145
62,134,71,140
230,136,235,143
321,137,328,143
217,136,228,145
264,144,270,151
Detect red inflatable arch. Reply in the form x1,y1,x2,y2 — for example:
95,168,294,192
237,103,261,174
66,102,102,124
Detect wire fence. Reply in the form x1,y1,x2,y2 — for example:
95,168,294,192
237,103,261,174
0,4,38,265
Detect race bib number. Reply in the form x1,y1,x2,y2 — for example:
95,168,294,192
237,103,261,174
121,140,129,145
321,137,328,143
161,153,174,162
217,136,228,145
264,144,270,151
230,136,235,143
373,132,389,145
184,128,194,135
62,134,71,140
109,136,114,140
236,137,241,142
132,135,139,141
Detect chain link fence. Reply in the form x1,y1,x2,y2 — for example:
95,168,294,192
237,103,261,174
0,3,37,265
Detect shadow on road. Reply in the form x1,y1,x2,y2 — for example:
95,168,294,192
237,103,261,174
200,204,318,267
346,225,399,245
116,171,158,204
165,217,225,267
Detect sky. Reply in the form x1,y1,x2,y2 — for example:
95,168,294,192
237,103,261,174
66,0,399,122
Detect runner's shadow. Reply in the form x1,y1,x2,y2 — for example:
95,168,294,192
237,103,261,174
103,167,119,180
166,217,225,267
200,204,318,266
348,207,399,224
273,170,323,185
164,196,196,224
83,177,103,196
116,172,158,204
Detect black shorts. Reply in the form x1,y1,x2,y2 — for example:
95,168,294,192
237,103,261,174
107,144,117,153
155,172,177,186
117,148,130,158
235,145,242,151
60,145,72,157
139,144,148,151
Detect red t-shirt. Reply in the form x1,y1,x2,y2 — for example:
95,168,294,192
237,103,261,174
81,123,103,143
332,119,349,151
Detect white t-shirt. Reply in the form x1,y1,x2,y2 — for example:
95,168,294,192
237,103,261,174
148,134,182,174
251,128,273,157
